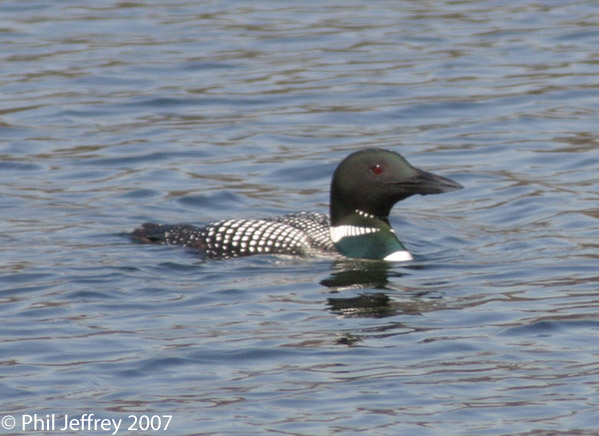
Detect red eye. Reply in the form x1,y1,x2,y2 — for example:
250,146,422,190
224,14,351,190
371,164,384,175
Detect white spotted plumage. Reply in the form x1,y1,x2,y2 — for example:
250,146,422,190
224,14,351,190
148,212,335,260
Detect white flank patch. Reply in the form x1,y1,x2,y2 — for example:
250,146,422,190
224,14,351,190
329,225,380,243
383,250,413,262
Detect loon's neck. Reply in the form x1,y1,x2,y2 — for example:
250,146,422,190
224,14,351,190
329,209,412,261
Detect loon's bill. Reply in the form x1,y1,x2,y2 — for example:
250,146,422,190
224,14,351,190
132,148,462,261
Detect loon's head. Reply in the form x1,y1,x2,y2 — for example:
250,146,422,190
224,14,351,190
330,149,462,225
329,148,462,260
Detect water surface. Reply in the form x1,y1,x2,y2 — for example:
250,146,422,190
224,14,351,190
1,1,598,435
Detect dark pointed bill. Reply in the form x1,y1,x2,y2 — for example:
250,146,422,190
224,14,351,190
392,168,463,195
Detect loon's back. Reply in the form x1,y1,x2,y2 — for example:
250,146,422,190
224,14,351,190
132,211,336,260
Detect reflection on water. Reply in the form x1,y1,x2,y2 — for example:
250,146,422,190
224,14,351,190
321,259,395,291
328,292,396,318
324,261,403,325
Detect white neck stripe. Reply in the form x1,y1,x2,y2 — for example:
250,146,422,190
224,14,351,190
355,209,377,219
330,225,380,243
355,209,388,220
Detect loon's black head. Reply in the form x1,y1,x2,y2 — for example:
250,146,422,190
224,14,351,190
330,148,462,226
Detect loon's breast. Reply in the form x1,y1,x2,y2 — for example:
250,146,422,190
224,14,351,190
132,211,336,260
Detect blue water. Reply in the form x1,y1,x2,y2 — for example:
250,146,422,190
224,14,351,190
1,1,598,435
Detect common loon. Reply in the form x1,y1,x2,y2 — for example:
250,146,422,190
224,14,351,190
132,149,462,261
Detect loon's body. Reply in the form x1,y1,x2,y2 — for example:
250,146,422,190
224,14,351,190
132,149,462,261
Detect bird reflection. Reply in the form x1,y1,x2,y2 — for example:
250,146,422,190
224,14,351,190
321,259,436,345
321,259,401,319
320,258,396,291
327,292,394,318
